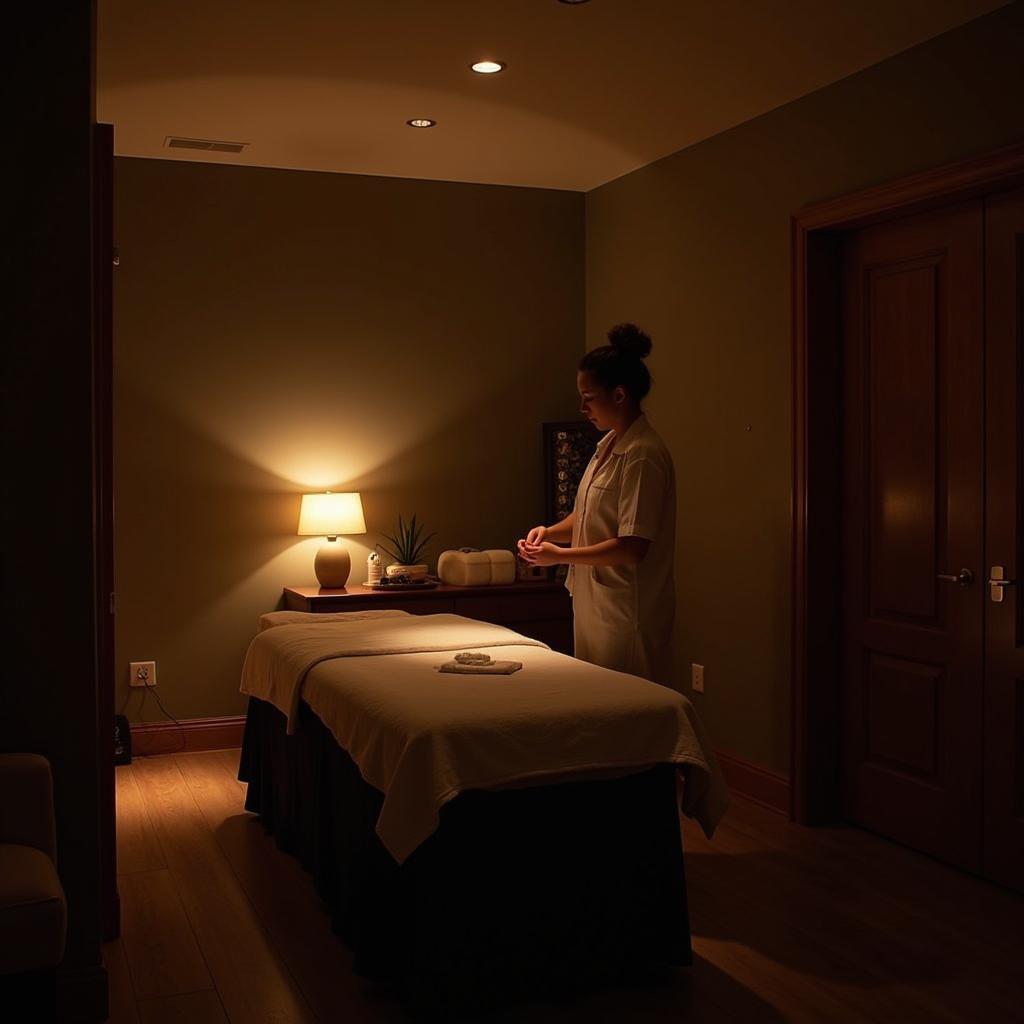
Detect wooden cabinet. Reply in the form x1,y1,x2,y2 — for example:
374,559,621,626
283,581,573,654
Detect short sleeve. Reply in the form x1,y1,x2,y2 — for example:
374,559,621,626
617,455,667,541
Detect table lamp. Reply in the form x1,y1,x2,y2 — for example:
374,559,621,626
297,491,367,588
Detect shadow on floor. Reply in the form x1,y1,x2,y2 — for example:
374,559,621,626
683,847,969,989
465,954,786,1024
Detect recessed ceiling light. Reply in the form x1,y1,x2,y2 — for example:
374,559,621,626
470,60,505,74
407,118,436,128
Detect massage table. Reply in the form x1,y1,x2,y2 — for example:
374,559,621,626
238,609,726,1014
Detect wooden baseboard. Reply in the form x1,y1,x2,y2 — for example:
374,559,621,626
715,749,790,816
130,715,246,757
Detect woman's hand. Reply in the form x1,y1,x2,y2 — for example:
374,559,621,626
515,526,547,558
525,525,547,546
517,540,564,567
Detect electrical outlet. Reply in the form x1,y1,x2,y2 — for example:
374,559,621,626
691,663,705,694
129,661,157,688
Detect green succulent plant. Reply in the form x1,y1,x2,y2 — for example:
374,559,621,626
376,513,436,566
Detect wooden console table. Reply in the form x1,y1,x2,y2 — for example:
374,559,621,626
282,581,573,654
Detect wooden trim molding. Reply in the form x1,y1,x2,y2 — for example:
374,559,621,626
130,716,246,757
716,750,790,816
790,139,1024,825
796,139,1024,232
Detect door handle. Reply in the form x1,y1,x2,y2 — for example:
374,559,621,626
989,565,1017,603
936,568,974,587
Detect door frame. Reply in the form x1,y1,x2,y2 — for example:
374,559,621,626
790,140,1024,824
94,122,119,939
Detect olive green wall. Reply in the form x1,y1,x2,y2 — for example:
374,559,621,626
586,3,1024,773
114,159,583,723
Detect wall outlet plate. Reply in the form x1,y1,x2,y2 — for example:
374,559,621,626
691,663,704,693
129,660,157,687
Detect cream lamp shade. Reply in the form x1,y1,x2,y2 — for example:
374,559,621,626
297,491,366,588
297,491,366,537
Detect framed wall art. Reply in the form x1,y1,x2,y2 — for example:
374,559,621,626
542,420,601,578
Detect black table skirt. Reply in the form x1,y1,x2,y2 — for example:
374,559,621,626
239,697,692,1016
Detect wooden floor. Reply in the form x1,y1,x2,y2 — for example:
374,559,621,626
104,750,1024,1023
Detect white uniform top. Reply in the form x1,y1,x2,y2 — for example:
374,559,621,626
565,414,676,684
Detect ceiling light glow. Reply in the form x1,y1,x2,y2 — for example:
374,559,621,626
406,118,436,128
471,60,505,74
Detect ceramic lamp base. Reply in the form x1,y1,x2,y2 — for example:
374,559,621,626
314,539,351,588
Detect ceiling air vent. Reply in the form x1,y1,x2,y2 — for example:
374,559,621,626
165,136,249,154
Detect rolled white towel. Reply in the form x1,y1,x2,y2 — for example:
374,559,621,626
437,660,523,675
437,549,516,586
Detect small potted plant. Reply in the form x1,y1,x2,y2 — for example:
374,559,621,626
377,513,435,581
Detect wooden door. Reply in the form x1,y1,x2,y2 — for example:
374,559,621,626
984,188,1024,891
841,202,985,870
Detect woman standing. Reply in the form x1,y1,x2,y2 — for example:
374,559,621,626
518,324,676,684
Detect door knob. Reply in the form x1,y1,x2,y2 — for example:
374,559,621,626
989,565,1016,603
936,568,974,587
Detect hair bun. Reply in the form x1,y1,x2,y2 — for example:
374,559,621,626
607,322,652,360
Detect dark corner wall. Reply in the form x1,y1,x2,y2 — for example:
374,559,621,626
5,4,107,1019
586,2,1024,774
113,160,584,724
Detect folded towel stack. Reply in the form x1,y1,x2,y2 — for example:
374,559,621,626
438,651,523,675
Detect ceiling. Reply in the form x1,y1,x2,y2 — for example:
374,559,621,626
97,0,1005,192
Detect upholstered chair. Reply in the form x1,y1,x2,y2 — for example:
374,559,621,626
0,754,67,1018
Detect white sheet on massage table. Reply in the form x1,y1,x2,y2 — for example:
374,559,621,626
241,610,728,863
